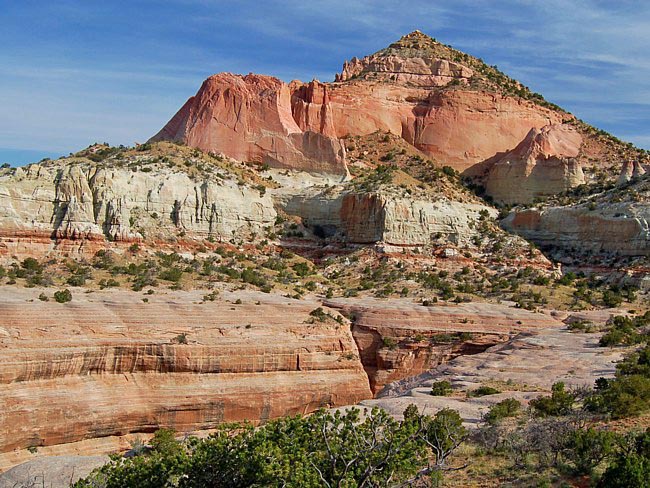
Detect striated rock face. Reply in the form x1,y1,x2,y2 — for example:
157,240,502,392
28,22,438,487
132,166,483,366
482,124,585,204
503,203,650,257
617,160,647,186
0,288,372,454
335,53,474,87
292,83,562,171
150,73,348,175
153,31,569,173
362,327,624,426
326,298,563,393
0,160,276,257
281,186,494,246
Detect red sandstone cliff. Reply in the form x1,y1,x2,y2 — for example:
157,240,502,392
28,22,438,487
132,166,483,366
152,31,569,177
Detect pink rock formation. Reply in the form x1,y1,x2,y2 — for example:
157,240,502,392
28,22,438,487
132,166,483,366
150,73,347,175
152,32,568,174
617,160,647,185
0,288,371,454
326,298,563,393
482,124,585,204
290,81,561,171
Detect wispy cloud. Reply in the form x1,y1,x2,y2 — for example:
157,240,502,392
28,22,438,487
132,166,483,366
0,0,648,163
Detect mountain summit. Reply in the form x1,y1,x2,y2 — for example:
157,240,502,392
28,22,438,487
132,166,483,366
151,31,644,203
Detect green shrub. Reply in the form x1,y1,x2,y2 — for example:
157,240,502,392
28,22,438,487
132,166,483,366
241,267,267,287
603,289,623,308
529,382,575,416
21,257,43,272
430,380,453,396
598,429,650,487
309,307,328,322
174,333,188,345
483,398,521,425
159,267,183,282
75,407,464,488
53,289,72,303
468,386,501,397
589,346,650,418
292,262,312,277
565,427,618,475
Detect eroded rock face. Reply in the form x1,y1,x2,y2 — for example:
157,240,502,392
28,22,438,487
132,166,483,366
292,81,563,171
503,204,650,257
152,32,569,173
150,73,348,175
0,160,276,257
0,288,372,454
483,124,585,204
325,298,563,393
361,326,624,426
281,186,494,246
617,160,647,186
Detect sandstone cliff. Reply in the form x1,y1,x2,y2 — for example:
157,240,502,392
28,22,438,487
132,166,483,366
0,288,371,454
152,31,572,177
150,73,348,176
0,148,276,257
325,297,563,393
503,173,650,258
281,185,493,246
481,124,585,204
151,31,645,205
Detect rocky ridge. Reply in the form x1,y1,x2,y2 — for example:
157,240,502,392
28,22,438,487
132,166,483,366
153,30,647,204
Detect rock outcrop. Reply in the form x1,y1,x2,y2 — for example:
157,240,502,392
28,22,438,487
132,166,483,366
0,158,276,257
503,203,650,257
150,73,348,175
482,124,585,204
617,160,647,186
153,31,571,174
0,288,372,455
361,326,625,426
281,186,494,246
325,298,563,393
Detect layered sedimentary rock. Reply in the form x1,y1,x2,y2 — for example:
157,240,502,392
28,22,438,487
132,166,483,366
362,327,625,425
325,298,562,393
153,31,568,174
0,159,276,257
150,73,347,175
503,203,650,257
292,82,561,171
482,124,585,204
0,288,372,454
281,186,494,246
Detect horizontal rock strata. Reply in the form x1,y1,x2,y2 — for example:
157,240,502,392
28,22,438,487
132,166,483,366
0,288,371,454
325,298,563,393
0,160,276,257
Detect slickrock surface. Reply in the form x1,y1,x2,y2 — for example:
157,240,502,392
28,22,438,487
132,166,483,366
0,456,109,488
326,298,563,393
0,158,276,257
361,327,626,426
482,124,585,204
0,287,372,456
150,73,347,175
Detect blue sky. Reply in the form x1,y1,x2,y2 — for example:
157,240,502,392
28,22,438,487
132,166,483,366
1,0,649,165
